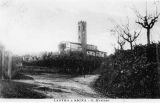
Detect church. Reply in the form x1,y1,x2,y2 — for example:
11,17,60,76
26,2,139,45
58,21,106,57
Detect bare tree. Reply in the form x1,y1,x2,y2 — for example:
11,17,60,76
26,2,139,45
110,28,126,50
135,1,160,44
112,21,141,50
117,35,126,50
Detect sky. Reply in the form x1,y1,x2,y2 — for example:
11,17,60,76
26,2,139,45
0,0,160,55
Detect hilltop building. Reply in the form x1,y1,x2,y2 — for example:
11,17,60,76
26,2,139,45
58,21,106,57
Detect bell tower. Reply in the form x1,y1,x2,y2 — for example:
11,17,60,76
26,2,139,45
78,21,87,54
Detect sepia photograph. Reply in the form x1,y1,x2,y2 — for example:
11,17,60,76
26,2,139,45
0,0,160,101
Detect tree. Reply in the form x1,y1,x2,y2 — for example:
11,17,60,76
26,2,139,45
42,52,48,60
110,28,126,50
58,43,66,54
135,1,160,44
112,20,141,50
117,35,126,50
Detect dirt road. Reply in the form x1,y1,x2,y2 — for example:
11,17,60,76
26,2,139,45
1,72,104,98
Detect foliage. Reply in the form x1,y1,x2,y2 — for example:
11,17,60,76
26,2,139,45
23,52,104,75
94,43,160,98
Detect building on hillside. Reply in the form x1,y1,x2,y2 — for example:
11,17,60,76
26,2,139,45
58,21,106,57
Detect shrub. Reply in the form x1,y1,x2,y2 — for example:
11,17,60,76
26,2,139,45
94,43,160,98
23,52,103,75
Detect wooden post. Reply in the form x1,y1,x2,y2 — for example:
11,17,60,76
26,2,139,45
4,51,8,79
0,45,3,79
8,52,12,79
1,47,4,80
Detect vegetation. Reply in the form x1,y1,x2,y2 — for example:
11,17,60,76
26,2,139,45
94,43,160,98
92,2,160,98
135,5,160,44
22,1,160,98
111,18,141,50
23,52,104,75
